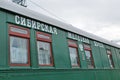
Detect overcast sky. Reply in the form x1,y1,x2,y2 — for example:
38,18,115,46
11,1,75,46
27,0,120,42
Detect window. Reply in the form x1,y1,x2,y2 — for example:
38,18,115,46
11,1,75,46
84,44,94,68
68,40,80,67
36,32,53,66
9,24,30,66
107,50,114,68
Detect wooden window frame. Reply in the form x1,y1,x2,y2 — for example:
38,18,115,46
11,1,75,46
36,31,54,66
84,44,95,68
68,40,80,67
9,24,30,66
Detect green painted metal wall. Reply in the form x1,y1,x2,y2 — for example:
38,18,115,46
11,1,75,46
0,9,120,80
115,48,120,68
77,41,88,69
52,29,71,69
1,69,120,80
0,10,8,69
99,45,110,69
91,41,103,69
111,47,119,69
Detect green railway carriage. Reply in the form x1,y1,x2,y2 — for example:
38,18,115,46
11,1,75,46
0,1,120,80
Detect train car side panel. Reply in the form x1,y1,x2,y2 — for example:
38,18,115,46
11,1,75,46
0,10,8,68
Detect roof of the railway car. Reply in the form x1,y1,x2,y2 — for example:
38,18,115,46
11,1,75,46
0,0,120,48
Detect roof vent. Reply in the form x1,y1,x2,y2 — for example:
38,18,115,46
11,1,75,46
12,0,27,7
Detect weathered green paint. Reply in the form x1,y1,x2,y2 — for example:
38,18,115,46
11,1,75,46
115,49,120,68
106,45,111,50
111,47,119,69
1,69,120,80
99,45,110,69
52,30,71,68
30,29,38,68
7,12,15,24
77,41,87,69
91,40,103,69
0,10,8,68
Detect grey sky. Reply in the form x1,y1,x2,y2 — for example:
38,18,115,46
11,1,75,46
27,0,120,41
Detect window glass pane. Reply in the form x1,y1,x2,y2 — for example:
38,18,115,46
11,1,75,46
107,54,114,68
69,47,78,66
37,41,51,65
10,36,28,64
107,50,114,68
85,50,91,60
85,50,94,68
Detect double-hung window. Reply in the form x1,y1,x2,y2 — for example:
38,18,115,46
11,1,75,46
9,24,30,66
84,44,94,68
36,32,53,66
107,50,114,68
68,40,80,67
